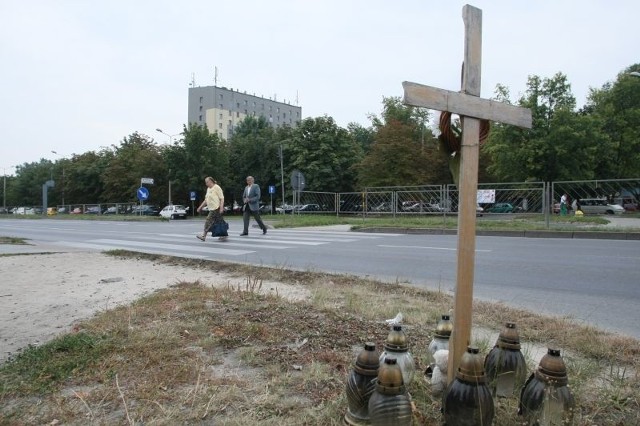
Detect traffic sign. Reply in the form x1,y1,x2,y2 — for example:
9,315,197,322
137,187,149,201
190,191,197,201
269,185,276,194
291,170,305,191
141,177,154,185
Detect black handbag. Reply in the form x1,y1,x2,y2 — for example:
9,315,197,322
209,220,229,237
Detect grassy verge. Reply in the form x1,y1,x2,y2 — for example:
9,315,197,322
1,252,638,425
0,236,28,245
268,213,625,232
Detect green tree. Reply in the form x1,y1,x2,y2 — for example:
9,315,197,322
586,64,640,178
228,116,278,204
102,132,166,204
285,116,362,193
357,97,448,187
165,124,229,207
11,160,56,207
484,73,603,182
63,150,111,205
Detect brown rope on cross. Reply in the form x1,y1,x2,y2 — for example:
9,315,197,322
438,111,490,154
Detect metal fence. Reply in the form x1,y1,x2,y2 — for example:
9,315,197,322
552,179,640,212
292,182,548,217
6,179,637,218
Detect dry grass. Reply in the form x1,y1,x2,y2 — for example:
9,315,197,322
1,252,638,425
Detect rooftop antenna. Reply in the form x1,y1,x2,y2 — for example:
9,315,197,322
214,66,218,86
296,90,299,105
189,73,196,87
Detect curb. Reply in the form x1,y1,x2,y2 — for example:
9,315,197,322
355,227,640,240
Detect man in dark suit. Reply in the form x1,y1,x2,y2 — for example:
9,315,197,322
240,176,267,236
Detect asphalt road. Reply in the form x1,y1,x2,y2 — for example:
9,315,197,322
1,218,638,339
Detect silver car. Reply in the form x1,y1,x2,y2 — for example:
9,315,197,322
579,198,625,215
160,204,188,219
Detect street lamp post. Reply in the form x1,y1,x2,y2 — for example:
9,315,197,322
156,128,180,205
51,150,65,207
2,166,13,213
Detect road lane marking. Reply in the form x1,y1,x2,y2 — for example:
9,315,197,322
377,244,492,252
87,239,256,255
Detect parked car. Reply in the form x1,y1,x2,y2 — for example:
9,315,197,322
339,200,364,212
160,204,188,219
70,207,83,214
84,206,101,215
402,202,444,213
47,207,57,215
371,202,393,212
276,204,294,214
131,205,161,216
259,204,273,214
296,204,321,212
0,207,9,214
485,203,520,213
579,198,625,215
103,206,127,215
14,207,35,215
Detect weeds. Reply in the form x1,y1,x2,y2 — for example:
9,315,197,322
1,253,639,424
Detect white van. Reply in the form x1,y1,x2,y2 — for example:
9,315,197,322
578,198,625,215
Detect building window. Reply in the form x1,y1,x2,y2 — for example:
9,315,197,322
244,100,248,105
261,103,265,110
218,123,222,128
283,112,286,119
199,106,203,111
199,96,203,103
219,94,223,99
219,103,223,109
199,115,202,121
244,109,247,115
235,111,239,117
236,102,240,108
277,107,280,113
253,101,256,107
269,106,272,111
219,113,223,119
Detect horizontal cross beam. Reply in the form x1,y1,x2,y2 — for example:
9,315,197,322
403,81,532,129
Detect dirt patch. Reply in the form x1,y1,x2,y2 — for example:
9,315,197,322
0,252,309,364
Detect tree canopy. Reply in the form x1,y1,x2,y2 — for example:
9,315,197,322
5,64,639,209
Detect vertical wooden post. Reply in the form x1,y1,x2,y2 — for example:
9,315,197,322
447,4,483,383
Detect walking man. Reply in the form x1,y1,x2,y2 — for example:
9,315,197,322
240,176,267,236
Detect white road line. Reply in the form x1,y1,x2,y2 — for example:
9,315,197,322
55,241,212,259
377,244,492,252
90,239,255,255
274,229,401,238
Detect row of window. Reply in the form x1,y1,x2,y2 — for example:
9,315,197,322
198,95,298,115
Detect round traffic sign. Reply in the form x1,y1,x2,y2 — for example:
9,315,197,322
290,170,305,191
137,187,149,201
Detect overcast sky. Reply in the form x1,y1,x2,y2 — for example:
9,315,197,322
1,0,637,173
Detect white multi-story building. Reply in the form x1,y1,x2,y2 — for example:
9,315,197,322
188,85,302,139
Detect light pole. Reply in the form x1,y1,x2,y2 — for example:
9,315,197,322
156,128,180,205
51,150,65,207
155,128,179,144
2,166,14,213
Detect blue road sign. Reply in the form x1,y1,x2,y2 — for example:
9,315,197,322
190,191,197,201
137,187,149,201
269,185,276,194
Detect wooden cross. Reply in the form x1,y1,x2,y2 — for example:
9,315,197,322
402,4,532,382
